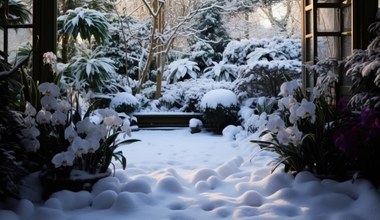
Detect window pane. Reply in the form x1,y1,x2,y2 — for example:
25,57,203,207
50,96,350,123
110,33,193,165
0,30,4,52
306,38,313,61
341,35,351,58
306,11,312,35
342,6,351,32
317,8,340,32
8,28,32,51
317,36,340,59
317,0,339,2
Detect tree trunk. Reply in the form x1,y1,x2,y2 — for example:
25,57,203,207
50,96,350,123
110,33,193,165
155,1,165,99
136,0,160,93
60,0,75,63
244,12,250,39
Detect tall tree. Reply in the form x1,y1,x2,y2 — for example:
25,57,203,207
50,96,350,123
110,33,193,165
236,0,298,37
189,1,231,70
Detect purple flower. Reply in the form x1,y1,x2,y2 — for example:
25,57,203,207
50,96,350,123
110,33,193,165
336,97,349,112
334,108,380,159
333,125,366,158
360,108,379,127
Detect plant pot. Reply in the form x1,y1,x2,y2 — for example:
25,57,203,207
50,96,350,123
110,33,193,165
190,126,201,134
39,168,112,199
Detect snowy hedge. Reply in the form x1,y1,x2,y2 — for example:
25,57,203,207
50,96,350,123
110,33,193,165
138,79,232,112
220,37,302,98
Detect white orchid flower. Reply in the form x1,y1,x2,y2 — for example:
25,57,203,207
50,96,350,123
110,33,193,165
40,96,58,110
87,126,107,140
286,126,303,145
278,96,297,111
86,137,100,153
21,127,40,139
76,117,96,134
51,151,75,168
64,125,77,142
51,110,67,125
97,108,118,119
103,115,123,128
267,114,285,133
24,102,36,116
57,100,71,113
38,82,60,97
296,99,316,123
36,109,52,124
277,129,290,145
71,137,90,156
23,115,36,128
279,80,300,96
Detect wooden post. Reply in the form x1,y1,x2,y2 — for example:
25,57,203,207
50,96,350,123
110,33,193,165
32,0,57,83
352,0,378,50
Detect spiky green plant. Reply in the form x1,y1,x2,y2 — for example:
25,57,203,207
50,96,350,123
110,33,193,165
62,49,118,93
57,7,110,45
0,0,31,27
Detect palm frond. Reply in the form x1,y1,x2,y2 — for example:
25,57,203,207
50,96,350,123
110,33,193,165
58,7,110,44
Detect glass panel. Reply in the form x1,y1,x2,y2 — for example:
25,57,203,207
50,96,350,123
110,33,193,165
342,6,351,32
317,0,339,2
306,38,313,60
7,28,32,52
0,30,4,52
317,8,340,32
341,35,352,86
341,35,352,58
317,36,340,59
306,11,312,35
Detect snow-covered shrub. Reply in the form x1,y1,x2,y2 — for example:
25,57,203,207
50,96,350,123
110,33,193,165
203,61,238,82
109,92,140,114
222,125,243,141
61,49,119,93
344,12,380,110
188,41,216,72
234,60,301,98
0,56,31,199
0,110,29,200
200,89,239,134
164,58,200,83
138,79,232,112
220,37,301,98
223,37,301,65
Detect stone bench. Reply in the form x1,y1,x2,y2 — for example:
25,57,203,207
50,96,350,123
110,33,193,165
133,112,203,128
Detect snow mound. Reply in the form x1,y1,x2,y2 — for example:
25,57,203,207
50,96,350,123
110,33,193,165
200,89,237,109
2,129,380,220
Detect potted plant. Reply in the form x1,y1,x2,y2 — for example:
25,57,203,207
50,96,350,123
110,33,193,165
200,89,239,134
251,80,347,177
19,81,139,198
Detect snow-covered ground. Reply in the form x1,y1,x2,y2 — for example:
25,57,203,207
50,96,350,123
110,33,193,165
1,128,380,220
